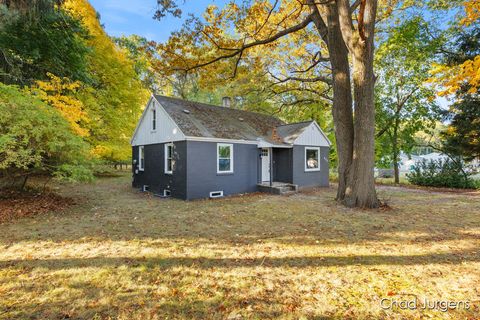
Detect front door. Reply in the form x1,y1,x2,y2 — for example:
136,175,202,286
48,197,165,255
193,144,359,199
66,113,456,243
261,148,270,182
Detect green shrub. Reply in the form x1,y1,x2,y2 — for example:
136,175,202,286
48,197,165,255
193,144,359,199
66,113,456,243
406,158,477,189
0,84,94,187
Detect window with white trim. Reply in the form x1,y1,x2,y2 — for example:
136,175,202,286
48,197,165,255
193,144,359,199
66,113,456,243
305,147,320,171
165,143,173,174
139,146,145,171
152,103,156,131
217,143,233,173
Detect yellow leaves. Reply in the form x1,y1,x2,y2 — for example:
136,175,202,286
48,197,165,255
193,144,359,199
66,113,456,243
91,145,109,158
63,0,104,38
62,0,148,162
31,73,89,137
446,126,457,135
91,143,131,162
204,5,219,23
429,56,480,96
376,0,402,21
461,0,480,26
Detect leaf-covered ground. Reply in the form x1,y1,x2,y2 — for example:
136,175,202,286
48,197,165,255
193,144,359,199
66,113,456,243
0,189,75,223
0,173,479,319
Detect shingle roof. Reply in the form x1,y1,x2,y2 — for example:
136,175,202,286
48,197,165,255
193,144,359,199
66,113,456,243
275,121,314,144
155,95,288,143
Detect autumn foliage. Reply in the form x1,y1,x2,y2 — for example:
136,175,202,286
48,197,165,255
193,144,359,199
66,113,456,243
430,1,480,95
0,0,148,186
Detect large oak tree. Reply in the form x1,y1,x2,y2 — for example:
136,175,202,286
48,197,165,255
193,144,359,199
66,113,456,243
154,0,390,208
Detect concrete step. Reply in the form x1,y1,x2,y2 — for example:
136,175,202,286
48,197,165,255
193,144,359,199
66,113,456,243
257,183,298,195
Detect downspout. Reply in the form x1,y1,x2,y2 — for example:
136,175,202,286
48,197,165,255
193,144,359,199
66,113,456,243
269,147,273,187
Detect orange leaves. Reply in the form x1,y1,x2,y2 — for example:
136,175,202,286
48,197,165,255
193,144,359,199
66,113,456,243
429,1,480,96
154,0,310,76
461,0,480,26
429,56,480,96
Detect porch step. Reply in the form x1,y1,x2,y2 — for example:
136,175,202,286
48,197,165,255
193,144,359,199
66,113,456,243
257,183,298,195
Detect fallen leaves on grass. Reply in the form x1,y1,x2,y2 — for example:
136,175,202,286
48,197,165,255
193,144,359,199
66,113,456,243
0,189,74,223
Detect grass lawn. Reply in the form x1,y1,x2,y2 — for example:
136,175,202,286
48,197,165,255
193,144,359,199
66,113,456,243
1,173,479,319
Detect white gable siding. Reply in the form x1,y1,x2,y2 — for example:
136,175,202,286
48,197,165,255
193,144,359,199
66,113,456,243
294,122,330,147
131,97,185,146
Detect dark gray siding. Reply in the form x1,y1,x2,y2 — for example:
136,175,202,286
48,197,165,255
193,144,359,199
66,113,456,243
292,145,329,187
132,141,187,199
186,141,258,200
273,148,293,183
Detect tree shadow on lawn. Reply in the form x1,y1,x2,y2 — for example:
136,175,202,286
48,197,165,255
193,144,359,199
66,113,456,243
2,247,479,270
4,290,241,320
3,288,329,320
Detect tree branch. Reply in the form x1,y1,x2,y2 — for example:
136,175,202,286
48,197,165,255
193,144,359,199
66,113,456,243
336,0,355,51
269,71,332,85
291,51,330,74
253,0,279,37
350,0,361,12
358,0,367,41
175,13,315,73
376,87,419,138
306,0,329,45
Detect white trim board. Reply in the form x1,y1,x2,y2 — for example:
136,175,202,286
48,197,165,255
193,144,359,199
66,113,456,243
164,143,173,174
217,143,234,174
304,146,321,172
138,146,145,171
186,136,257,145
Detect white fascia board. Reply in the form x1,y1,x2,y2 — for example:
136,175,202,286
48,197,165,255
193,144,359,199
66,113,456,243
185,136,293,148
312,121,332,146
257,140,293,148
130,95,153,145
185,136,258,145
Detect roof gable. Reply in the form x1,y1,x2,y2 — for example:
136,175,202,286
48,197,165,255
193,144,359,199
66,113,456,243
294,121,331,146
131,96,185,146
276,121,331,147
275,121,313,144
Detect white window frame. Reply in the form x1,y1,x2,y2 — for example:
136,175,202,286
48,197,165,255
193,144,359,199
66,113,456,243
164,143,173,174
138,146,145,171
305,147,320,172
152,107,156,131
217,143,233,174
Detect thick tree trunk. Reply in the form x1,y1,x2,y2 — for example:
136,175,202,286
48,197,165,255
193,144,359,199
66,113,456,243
310,0,379,208
343,54,378,207
325,3,354,201
392,119,400,184
342,0,379,208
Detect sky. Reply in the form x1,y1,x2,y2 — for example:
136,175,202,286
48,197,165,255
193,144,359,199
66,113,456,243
88,0,452,109
89,0,227,43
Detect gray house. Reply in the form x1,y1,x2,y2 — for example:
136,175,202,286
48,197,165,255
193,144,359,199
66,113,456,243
131,95,331,200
